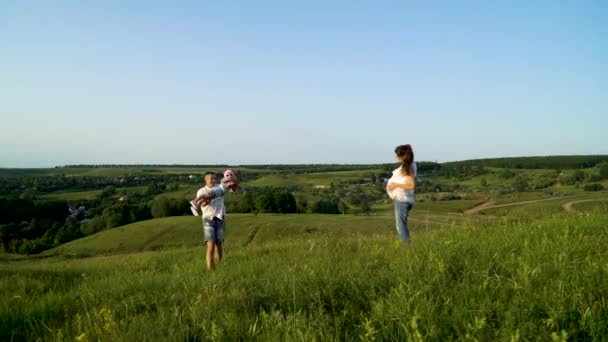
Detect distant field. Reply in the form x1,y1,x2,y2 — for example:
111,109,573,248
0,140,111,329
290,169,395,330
481,192,608,218
39,186,147,201
571,199,608,212
491,191,569,205
247,169,384,187
414,199,481,213
153,185,195,200
0,166,275,178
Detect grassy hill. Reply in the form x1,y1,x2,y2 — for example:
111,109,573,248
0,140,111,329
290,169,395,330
43,214,399,257
41,207,496,258
2,212,607,340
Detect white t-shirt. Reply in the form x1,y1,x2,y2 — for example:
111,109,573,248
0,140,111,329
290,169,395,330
197,186,225,220
387,163,417,203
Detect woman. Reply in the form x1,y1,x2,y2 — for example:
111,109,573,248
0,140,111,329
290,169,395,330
386,144,416,243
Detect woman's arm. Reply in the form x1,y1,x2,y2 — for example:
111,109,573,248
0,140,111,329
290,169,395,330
388,176,416,191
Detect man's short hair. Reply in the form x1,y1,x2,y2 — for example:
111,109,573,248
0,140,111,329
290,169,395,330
204,171,215,177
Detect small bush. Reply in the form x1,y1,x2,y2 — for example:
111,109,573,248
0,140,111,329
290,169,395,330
583,183,604,192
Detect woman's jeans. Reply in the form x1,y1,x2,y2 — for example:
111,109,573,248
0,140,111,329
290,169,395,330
394,200,413,242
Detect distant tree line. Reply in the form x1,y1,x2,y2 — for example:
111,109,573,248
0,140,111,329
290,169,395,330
442,155,608,170
224,187,346,215
58,163,443,175
432,165,488,178
0,171,268,197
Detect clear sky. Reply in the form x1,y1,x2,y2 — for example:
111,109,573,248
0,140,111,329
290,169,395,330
1,1,606,167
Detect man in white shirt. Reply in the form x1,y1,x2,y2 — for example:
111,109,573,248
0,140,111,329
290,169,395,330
198,172,226,270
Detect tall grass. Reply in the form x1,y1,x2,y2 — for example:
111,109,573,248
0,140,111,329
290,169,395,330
1,213,607,341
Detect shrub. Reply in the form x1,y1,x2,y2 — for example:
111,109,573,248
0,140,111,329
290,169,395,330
583,183,604,192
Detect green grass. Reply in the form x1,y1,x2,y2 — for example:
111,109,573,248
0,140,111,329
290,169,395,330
39,186,147,201
42,214,439,257
571,200,608,212
483,193,608,218
415,199,482,213
39,184,199,202
2,213,607,341
39,189,106,201
153,185,195,200
490,191,565,205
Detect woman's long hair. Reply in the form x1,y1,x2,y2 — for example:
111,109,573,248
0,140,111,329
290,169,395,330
395,144,414,176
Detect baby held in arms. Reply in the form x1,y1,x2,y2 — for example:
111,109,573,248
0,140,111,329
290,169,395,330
189,170,239,216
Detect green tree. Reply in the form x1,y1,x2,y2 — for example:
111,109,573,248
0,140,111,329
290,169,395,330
371,174,378,185
512,176,529,192
144,183,167,196
150,198,172,218
240,193,254,213
80,216,106,236
254,192,274,213
498,170,516,179
0,223,20,252
20,189,37,201
312,198,340,214
480,178,488,187
360,200,371,215
97,186,117,204
54,219,83,245
296,197,308,214
572,170,586,182
337,201,348,215
583,183,604,192
272,192,297,214
600,165,608,180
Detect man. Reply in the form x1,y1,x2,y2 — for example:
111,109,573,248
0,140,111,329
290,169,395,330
198,171,227,270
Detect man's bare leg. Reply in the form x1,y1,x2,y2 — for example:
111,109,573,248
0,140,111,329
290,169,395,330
214,242,223,264
206,241,216,270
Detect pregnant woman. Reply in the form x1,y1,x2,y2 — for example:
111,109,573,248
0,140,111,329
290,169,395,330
386,144,417,243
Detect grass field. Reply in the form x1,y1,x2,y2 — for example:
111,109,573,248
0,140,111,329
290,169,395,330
40,186,148,201
482,192,608,218
247,169,384,187
570,200,608,212
41,214,401,257
2,212,607,341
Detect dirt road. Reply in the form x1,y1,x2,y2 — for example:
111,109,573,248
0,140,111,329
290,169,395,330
561,199,608,212
464,196,575,215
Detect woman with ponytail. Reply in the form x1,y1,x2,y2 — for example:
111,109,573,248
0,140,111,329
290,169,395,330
386,144,417,243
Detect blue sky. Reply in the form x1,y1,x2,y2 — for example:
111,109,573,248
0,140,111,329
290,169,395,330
1,1,606,167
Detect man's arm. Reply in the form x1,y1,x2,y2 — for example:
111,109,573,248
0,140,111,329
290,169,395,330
196,184,227,201
206,184,228,198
